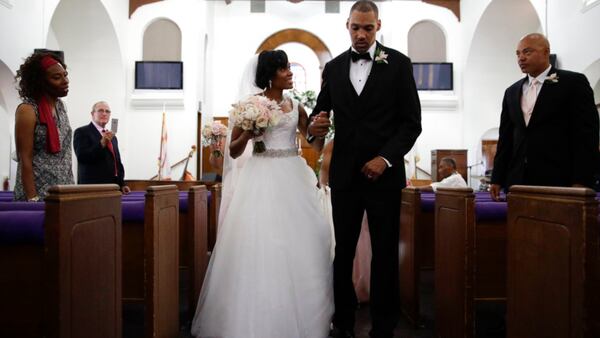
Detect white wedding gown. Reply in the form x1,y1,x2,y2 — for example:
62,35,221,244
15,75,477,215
191,99,334,338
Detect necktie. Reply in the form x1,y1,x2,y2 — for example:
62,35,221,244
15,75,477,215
351,51,371,62
103,129,118,176
521,79,539,126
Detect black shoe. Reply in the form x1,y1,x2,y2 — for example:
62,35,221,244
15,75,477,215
329,326,355,338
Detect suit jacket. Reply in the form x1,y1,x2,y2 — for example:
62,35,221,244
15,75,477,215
491,67,599,188
312,43,422,191
74,122,125,187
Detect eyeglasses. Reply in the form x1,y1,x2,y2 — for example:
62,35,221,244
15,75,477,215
95,109,111,114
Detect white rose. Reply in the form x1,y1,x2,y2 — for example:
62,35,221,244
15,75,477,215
241,119,253,130
256,115,269,129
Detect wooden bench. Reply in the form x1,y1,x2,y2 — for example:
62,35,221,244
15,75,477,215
121,185,179,337
507,186,600,337
124,181,212,319
0,184,122,338
126,179,220,252
399,187,435,325
434,187,507,338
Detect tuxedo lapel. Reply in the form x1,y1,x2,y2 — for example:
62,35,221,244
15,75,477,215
359,43,383,98
527,67,558,127
343,49,359,99
513,77,528,128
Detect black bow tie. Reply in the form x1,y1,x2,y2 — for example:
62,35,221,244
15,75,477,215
351,51,371,62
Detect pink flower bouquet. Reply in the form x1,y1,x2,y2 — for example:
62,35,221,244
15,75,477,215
201,121,228,157
229,95,284,153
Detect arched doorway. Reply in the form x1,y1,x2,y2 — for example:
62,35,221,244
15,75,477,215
462,0,542,168
256,28,332,70
0,59,19,188
49,0,125,179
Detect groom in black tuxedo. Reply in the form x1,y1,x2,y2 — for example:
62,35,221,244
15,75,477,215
308,1,421,337
490,33,599,200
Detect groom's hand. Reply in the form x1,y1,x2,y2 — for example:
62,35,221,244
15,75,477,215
308,111,331,138
361,157,388,181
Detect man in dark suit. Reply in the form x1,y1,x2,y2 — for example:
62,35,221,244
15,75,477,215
308,1,421,337
490,33,598,200
74,101,130,193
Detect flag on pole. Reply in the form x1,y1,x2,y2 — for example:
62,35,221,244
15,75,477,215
158,108,171,180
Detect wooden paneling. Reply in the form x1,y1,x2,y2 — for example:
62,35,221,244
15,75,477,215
0,184,122,338
507,186,600,338
481,139,497,173
144,185,179,338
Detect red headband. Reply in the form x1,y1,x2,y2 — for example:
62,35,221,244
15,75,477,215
40,55,59,70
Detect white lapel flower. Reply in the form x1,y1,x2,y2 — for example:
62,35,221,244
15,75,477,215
374,48,388,64
545,73,559,83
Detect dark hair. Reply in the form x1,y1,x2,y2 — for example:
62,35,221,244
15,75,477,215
440,157,457,170
15,52,67,100
350,0,379,18
255,50,288,90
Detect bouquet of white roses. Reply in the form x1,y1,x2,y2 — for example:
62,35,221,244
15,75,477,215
201,121,228,157
229,95,284,153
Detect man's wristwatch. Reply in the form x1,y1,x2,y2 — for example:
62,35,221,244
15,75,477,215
28,195,40,202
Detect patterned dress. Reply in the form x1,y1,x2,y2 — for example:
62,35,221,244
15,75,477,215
14,98,74,200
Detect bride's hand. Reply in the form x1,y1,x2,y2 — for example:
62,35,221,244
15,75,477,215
247,129,264,138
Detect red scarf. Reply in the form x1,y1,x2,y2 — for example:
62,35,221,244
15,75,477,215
38,56,60,154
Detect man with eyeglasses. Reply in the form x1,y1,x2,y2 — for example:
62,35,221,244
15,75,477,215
74,101,130,193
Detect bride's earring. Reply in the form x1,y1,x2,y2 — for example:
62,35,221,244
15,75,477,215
268,79,272,88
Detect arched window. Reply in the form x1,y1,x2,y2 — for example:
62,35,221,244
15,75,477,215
408,20,446,62
143,19,181,61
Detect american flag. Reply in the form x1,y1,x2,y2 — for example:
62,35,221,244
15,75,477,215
158,109,171,180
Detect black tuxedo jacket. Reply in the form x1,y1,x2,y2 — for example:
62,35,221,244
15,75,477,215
74,122,125,187
491,67,599,188
312,43,422,191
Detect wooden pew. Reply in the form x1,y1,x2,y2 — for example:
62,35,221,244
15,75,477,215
399,187,435,326
507,186,600,337
122,185,179,338
0,184,122,338
124,181,212,319
434,187,507,338
126,179,220,251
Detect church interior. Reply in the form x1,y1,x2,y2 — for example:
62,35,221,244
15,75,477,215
1,0,599,337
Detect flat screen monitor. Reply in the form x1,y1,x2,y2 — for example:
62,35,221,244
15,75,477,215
135,61,183,89
412,62,453,91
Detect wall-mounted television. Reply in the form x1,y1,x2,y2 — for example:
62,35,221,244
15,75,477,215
412,62,453,91
135,61,183,89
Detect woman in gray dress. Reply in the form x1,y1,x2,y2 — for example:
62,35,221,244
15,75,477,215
14,52,74,201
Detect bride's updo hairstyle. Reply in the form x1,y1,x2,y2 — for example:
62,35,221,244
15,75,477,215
255,50,288,90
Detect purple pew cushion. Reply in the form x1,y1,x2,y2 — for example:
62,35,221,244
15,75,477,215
475,202,507,222
421,197,435,213
0,210,45,245
122,201,145,223
0,202,45,211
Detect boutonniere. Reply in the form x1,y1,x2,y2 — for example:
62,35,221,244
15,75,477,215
545,73,559,83
374,47,388,64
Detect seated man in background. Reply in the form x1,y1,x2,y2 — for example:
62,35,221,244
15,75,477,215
74,101,130,193
421,157,467,192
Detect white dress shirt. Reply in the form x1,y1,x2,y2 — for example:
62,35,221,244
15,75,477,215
430,172,467,192
521,65,552,124
349,43,376,96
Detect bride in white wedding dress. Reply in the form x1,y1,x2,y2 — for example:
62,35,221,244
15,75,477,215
191,50,334,338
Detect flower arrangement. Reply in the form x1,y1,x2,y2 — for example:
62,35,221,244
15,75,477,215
201,121,228,157
545,73,559,83
229,95,284,153
374,47,388,64
290,89,317,110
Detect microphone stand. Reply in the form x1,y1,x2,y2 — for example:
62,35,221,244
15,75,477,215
466,161,484,187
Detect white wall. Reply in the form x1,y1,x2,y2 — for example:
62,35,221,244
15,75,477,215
461,0,542,185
